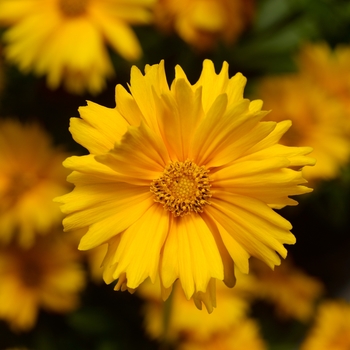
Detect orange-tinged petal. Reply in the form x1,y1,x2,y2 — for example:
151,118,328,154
159,79,204,161
191,97,271,167
96,122,170,185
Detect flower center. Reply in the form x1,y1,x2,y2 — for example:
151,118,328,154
58,0,89,17
21,260,42,288
1,172,38,212
150,160,212,217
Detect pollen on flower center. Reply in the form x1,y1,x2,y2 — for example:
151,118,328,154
58,0,89,17
150,160,212,217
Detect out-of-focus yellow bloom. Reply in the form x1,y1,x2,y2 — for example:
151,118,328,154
0,0,154,94
298,43,350,115
56,59,314,312
139,279,249,342
0,119,70,248
154,0,255,51
249,258,323,322
301,300,350,350
0,232,86,331
257,74,350,181
178,319,266,350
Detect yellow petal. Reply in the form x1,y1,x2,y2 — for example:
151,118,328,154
93,10,142,61
62,184,153,249
159,79,204,161
112,204,170,288
72,101,128,153
96,122,170,185
129,61,169,135
207,194,295,269
161,214,224,299
115,84,143,126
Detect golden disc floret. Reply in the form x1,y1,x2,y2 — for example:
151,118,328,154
150,160,212,217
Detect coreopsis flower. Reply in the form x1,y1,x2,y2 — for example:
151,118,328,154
154,0,255,51
56,59,315,312
298,43,350,112
256,74,350,181
0,0,154,95
249,258,323,322
0,119,70,248
139,279,249,342
300,300,350,350
178,319,266,350
0,232,86,331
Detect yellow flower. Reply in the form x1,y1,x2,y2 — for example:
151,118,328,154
154,0,254,51
56,59,315,312
301,300,350,350
256,74,350,181
0,0,154,95
249,258,323,322
139,279,249,342
0,232,86,331
178,319,266,350
0,119,70,248
298,43,350,110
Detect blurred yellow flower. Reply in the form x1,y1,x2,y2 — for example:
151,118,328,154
139,279,249,342
0,119,70,247
298,43,350,114
154,0,255,51
178,319,266,350
0,232,86,331
256,74,350,181
301,300,350,350
0,0,154,94
249,258,323,322
56,59,314,312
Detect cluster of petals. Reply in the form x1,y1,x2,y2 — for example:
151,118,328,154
300,300,350,350
0,119,70,248
0,233,85,331
257,43,350,181
154,0,255,51
0,0,154,94
56,59,315,312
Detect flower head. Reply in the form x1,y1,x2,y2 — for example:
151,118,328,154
301,300,350,350
0,232,86,331
249,258,323,322
0,0,154,94
0,119,70,248
256,74,350,181
56,59,314,312
298,43,350,106
154,0,255,51
178,319,266,350
139,279,249,342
